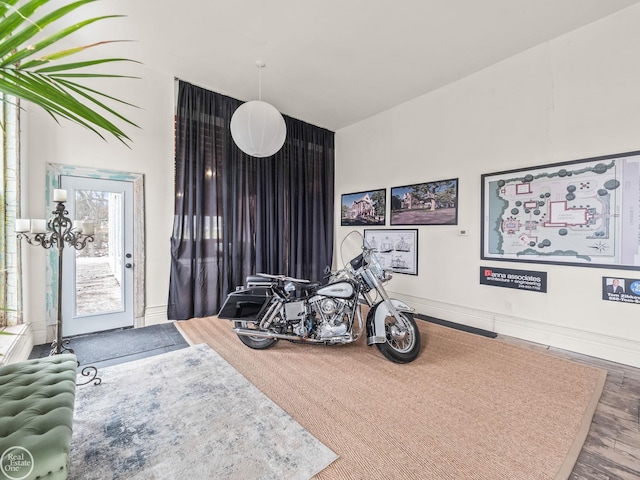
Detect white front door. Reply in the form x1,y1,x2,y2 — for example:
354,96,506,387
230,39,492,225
60,176,135,336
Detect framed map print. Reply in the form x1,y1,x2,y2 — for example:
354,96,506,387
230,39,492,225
481,150,640,269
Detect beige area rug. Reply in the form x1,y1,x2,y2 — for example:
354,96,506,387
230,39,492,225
177,317,607,480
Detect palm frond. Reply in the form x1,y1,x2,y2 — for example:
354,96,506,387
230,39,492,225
34,57,137,72
0,0,138,144
0,1,21,19
51,76,139,109
0,1,100,61
0,71,110,139
55,77,138,127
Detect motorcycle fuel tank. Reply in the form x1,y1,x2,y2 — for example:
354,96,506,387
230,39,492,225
315,281,354,299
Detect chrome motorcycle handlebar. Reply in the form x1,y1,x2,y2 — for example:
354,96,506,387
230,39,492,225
255,273,311,284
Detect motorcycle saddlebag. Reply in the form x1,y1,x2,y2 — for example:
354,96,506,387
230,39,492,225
217,287,271,321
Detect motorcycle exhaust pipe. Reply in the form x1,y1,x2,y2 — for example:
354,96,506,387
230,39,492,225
233,327,326,343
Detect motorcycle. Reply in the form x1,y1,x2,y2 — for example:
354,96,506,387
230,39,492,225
217,231,421,363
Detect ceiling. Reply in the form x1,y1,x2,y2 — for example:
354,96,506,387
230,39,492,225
90,0,640,131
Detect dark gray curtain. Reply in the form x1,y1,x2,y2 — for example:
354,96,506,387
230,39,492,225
168,81,335,320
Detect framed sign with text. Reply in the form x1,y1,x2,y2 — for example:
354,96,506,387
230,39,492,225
480,266,547,293
602,276,640,304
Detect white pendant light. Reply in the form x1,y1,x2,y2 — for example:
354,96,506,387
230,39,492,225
231,61,286,158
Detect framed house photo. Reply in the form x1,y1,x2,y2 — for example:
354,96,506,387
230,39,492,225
390,178,458,225
364,229,418,275
341,189,386,226
481,150,640,269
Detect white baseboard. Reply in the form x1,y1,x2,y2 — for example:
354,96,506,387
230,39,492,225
31,322,48,345
0,323,34,365
493,313,640,368
389,290,640,368
390,291,496,332
143,305,168,326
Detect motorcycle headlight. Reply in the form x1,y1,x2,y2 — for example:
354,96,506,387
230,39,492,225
382,269,393,282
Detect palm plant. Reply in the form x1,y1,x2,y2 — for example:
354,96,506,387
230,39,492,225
0,0,138,143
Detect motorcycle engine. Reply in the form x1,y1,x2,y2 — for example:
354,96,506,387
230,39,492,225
319,298,338,315
310,296,351,339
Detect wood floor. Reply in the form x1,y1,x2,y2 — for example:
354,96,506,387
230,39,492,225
499,335,640,479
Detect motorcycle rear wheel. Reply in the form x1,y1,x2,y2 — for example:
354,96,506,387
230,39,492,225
375,311,421,363
234,321,278,349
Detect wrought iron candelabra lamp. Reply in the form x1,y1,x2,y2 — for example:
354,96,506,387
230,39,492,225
16,188,102,386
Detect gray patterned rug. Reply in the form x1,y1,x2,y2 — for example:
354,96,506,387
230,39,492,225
70,344,337,479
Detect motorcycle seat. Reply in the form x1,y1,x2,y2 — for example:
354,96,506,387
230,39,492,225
296,281,321,292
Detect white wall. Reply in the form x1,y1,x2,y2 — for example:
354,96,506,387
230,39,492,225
22,65,175,344
335,5,640,367
21,4,640,366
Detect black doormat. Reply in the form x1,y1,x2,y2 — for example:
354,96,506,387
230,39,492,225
29,323,189,368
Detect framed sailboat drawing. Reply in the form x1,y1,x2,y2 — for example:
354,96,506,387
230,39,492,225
364,229,418,275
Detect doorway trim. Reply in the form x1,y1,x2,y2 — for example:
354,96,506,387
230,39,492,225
45,164,145,341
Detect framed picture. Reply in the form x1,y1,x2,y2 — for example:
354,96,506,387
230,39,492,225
602,276,640,304
481,150,640,269
364,229,418,275
390,178,458,225
341,189,386,226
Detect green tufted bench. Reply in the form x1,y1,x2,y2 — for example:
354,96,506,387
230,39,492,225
0,354,77,480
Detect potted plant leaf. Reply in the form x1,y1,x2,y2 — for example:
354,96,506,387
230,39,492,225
0,0,138,143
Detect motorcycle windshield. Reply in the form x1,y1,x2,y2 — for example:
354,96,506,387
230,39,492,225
340,231,366,270
340,231,386,280
366,246,386,280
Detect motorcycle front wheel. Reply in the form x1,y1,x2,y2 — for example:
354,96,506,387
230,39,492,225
376,311,421,363
234,321,278,350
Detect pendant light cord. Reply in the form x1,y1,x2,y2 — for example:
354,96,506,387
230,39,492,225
256,60,265,101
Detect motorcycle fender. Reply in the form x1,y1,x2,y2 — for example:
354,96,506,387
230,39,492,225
366,299,413,345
